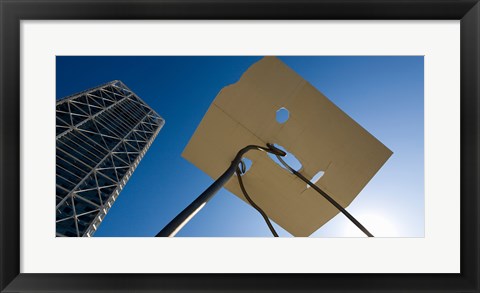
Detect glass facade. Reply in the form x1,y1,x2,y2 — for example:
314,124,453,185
56,80,164,237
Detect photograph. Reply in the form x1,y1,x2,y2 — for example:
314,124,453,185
55,56,424,238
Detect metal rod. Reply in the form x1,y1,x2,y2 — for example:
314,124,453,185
235,165,279,237
273,151,374,237
156,144,286,237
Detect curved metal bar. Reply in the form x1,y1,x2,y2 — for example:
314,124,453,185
235,164,279,237
273,151,374,237
156,144,286,237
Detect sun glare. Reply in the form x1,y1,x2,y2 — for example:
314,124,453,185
342,212,400,237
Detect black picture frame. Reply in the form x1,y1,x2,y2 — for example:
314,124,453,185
1,0,479,292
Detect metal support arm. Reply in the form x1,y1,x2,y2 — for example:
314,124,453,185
155,144,286,237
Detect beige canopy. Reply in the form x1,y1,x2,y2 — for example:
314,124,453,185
183,57,392,237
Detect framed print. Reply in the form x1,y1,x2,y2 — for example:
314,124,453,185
1,0,479,292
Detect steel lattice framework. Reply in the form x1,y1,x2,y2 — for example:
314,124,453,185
56,80,164,237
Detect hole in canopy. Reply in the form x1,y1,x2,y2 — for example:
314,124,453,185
267,144,302,171
306,171,325,188
241,157,253,175
276,107,289,124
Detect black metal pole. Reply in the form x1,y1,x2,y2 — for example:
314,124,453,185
156,144,286,237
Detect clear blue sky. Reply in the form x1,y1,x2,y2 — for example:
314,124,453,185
56,56,424,237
